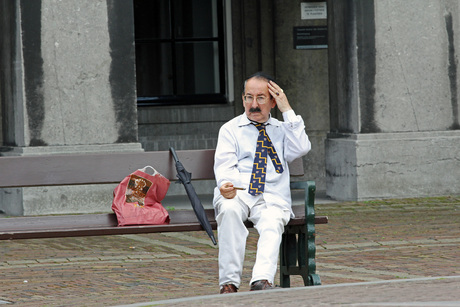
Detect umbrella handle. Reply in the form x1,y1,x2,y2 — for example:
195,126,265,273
169,147,180,163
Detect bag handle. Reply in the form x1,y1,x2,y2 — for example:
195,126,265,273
139,165,159,176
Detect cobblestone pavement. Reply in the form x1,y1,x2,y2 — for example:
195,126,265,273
0,196,459,306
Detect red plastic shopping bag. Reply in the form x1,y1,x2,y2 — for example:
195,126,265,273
112,166,170,226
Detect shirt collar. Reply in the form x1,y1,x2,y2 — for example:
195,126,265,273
238,113,280,127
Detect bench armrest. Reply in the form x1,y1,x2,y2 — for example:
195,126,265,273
290,180,316,235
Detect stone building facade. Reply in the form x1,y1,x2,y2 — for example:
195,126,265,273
0,0,459,215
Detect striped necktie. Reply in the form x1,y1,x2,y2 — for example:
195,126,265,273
248,123,284,196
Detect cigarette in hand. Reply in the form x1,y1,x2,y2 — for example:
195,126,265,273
233,187,246,190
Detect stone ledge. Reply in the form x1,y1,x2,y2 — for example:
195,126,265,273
0,143,144,156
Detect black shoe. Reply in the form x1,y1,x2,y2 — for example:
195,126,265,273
250,280,275,291
220,284,238,294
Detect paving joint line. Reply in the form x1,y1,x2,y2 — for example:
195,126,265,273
318,243,460,256
319,237,460,250
0,256,219,269
320,263,426,279
121,234,206,255
160,232,218,248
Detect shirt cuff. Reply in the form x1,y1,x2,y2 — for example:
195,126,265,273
282,109,299,123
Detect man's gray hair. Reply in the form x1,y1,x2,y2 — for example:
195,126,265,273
242,72,276,94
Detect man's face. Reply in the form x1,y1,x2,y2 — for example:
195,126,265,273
243,77,276,123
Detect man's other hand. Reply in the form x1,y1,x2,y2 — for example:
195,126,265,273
220,182,237,199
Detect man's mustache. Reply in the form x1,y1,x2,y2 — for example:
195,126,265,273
249,107,262,112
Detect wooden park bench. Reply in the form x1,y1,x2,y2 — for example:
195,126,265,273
0,149,328,287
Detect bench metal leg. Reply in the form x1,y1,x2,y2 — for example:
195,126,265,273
280,181,321,287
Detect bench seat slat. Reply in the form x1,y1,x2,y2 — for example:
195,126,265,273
0,206,328,240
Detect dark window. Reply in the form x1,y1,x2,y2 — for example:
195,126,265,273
134,0,226,106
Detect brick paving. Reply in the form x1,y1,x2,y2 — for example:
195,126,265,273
0,195,459,306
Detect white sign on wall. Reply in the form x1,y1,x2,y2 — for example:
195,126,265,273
301,2,327,20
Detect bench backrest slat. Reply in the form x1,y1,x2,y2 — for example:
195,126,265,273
0,149,304,188
0,150,214,188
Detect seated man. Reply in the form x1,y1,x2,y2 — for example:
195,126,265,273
213,72,311,293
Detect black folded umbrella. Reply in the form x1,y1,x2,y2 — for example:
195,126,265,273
169,147,217,245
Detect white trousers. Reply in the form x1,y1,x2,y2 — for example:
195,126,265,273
215,195,290,288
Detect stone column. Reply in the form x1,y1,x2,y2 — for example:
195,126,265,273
326,0,460,200
0,0,142,215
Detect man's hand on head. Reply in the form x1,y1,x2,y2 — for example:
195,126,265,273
268,81,292,113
